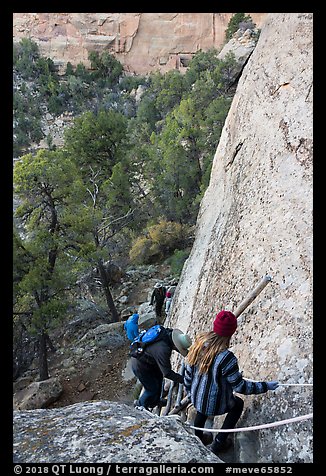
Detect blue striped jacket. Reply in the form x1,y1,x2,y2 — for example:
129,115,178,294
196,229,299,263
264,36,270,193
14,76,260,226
184,349,268,416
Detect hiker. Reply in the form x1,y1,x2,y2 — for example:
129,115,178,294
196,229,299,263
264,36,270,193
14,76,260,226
150,282,167,322
165,291,173,316
131,322,192,410
184,310,279,454
124,312,140,341
167,280,178,298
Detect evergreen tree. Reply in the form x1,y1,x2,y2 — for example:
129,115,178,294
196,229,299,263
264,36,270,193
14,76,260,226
149,99,203,224
64,109,128,172
13,149,84,380
63,110,135,321
88,51,123,86
225,13,254,40
154,70,185,116
183,48,220,89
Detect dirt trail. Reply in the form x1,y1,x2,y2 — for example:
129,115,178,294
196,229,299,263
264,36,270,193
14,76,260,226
47,341,137,408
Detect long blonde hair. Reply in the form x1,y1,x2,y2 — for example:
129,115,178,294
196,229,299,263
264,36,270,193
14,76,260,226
186,331,231,374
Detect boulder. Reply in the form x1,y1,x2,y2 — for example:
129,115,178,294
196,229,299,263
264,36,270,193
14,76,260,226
13,401,222,463
13,376,63,410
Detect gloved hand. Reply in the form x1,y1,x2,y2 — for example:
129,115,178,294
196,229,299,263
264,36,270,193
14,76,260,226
267,381,279,390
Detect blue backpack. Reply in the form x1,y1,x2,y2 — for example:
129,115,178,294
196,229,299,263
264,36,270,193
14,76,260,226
129,324,163,359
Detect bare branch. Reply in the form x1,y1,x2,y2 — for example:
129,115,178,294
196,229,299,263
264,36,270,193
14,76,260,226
86,187,97,207
86,166,100,207
89,165,100,181
98,208,135,234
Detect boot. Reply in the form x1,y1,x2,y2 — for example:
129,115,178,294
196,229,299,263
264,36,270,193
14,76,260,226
209,436,233,455
199,432,213,446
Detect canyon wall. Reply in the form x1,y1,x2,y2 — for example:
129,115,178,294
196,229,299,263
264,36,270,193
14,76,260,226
167,12,313,463
13,13,267,74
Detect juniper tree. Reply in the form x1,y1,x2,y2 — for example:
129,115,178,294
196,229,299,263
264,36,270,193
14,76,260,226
13,149,84,380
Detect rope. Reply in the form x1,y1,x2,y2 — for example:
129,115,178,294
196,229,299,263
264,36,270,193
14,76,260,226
248,379,313,387
190,412,313,433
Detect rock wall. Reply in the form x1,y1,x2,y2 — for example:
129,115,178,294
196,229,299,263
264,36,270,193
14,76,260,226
12,13,267,74
167,13,313,463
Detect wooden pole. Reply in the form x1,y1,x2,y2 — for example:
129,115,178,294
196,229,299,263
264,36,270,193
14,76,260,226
161,381,175,416
175,362,185,408
233,275,272,318
168,395,191,415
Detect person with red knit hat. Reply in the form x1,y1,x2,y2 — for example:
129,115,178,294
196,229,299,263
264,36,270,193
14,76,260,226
184,310,279,455
165,291,173,316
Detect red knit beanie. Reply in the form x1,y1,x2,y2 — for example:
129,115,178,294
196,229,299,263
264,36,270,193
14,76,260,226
213,310,237,337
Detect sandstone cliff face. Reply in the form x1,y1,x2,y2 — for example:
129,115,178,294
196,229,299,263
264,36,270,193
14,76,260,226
12,13,267,74
167,13,313,463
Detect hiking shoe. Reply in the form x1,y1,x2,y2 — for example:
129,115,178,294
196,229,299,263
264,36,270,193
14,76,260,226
209,437,233,454
134,399,148,410
134,401,152,412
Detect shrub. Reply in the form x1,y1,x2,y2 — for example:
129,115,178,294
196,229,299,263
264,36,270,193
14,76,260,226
13,38,40,79
148,221,185,253
119,75,146,93
129,236,155,265
167,249,190,276
129,220,192,265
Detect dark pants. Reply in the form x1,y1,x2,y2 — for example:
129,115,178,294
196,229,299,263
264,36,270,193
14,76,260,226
132,361,163,409
155,301,164,319
194,395,244,444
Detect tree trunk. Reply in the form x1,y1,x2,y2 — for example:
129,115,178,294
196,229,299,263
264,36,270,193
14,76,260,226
98,260,120,322
45,333,56,352
38,331,49,381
